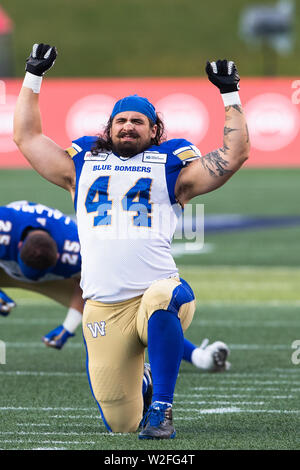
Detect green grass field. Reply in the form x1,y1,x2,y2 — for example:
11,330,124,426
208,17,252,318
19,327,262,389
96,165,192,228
0,168,299,451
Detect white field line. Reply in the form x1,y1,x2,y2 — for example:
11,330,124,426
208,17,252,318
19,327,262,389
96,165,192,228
175,394,296,399
193,320,300,327
189,380,300,385
49,415,101,419
1,343,295,351
196,300,300,307
0,406,96,411
174,408,300,418
3,299,300,314
0,371,86,377
16,423,100,428
191,387,300,392
0,439,96,445
0,370,298,377
0,368,299,379
3,343,83,349
1,401,299,416
0,431,128,437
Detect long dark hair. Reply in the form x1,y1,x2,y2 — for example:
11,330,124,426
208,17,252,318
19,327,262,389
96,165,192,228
91,112,166,155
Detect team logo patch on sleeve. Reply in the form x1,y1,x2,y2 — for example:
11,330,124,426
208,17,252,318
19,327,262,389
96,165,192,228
173,145,201,162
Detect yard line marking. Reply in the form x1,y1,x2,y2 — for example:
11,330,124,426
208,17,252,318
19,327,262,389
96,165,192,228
0,406,96,411
195,380,300,385
177,401,266,405
175,394,296,399
16,423,101,428
174,408,300,415
193,319,300,327
229,344,292,350
49,415,100,419
0,343,294,352
0,371,86,377
0,439,96,445
4,300,300,312
0,369,297,377
196,300,300,307
191,387,300,391
1,431,130,437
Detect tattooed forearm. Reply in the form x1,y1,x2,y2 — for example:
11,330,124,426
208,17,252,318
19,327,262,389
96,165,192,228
224,126,239,136
225,104,243,114
200,150,232,177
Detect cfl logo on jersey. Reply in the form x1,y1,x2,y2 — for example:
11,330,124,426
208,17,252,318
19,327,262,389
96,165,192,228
142,152,167,164
84,151,109,161
87,321,106,338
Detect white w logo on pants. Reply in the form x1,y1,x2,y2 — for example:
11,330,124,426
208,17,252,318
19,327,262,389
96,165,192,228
87,321,106,338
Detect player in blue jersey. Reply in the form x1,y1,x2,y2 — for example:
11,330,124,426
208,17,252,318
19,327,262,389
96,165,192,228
0,201,83,348
14,44,249,439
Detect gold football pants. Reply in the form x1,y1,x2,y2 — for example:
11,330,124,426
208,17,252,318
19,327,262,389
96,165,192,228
82,277,195,433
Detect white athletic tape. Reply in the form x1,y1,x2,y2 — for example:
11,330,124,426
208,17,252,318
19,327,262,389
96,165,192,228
221,91,241,107
23,72,43,94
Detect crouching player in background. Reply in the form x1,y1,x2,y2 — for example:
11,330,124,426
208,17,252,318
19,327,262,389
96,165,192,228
0,200,83,348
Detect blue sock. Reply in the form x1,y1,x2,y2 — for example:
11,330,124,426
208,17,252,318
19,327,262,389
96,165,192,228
147,309,184,405
182,338,196,363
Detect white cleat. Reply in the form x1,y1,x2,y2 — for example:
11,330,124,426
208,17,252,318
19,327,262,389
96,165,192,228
191,338,231,372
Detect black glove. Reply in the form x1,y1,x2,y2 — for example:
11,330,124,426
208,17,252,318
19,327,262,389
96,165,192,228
25,43,57,76
205,60,240,94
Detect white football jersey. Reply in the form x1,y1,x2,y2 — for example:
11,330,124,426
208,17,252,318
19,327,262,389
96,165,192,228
69,137,200,302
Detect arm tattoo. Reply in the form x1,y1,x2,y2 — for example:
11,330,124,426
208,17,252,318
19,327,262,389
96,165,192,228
200,150,232,177
224,126,238,136
225,104,243,114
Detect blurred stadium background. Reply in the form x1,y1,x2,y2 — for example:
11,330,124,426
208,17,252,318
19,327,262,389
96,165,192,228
0,0,299,451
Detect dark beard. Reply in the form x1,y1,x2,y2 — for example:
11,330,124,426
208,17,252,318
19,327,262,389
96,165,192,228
112,134,152,158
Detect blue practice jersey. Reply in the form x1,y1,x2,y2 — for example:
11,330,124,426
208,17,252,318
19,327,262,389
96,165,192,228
0,201,81,283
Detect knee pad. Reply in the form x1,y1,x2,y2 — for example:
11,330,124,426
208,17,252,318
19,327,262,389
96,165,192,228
137,277,196,345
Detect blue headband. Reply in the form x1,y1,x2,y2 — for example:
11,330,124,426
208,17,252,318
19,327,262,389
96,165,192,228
17,253,52,281
111,94,157,123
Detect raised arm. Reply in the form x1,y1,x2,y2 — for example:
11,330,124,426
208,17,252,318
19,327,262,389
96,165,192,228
13,44,76,196
175,60,250,205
